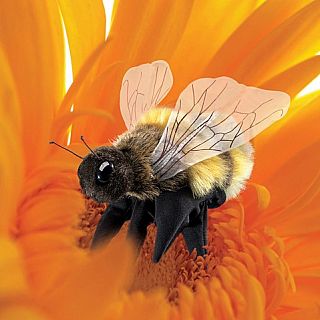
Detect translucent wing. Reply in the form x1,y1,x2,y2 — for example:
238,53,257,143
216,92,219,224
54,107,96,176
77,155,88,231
120,60,173,130
152,77,290,180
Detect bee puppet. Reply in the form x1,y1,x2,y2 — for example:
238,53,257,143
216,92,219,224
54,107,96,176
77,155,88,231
51,61,290,262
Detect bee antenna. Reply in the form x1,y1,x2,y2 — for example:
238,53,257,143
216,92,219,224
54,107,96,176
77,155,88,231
49,141,84,159
80,136,99,158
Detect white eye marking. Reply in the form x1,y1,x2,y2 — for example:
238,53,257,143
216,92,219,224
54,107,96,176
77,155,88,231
99,161,111,171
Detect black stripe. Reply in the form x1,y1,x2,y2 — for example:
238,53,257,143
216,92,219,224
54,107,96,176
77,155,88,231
219,151,233,188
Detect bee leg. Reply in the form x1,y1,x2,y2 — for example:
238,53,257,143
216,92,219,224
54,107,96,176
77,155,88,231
153,187,204,263
207,187,226,209
182,203,208,256
126,199,155,254
153,187,226,262
91,197,133,249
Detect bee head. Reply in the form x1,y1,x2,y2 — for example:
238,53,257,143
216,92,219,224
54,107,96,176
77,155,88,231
77,145,133,203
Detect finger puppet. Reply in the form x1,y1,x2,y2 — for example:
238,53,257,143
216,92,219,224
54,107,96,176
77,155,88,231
51,60,290,262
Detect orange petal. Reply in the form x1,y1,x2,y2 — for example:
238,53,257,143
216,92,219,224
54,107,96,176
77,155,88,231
70,62,126,142
53,46,121,144
119,291,170,320
261,56,320,98
55,42,110,116
279,276,320,315
83,1,262,142
51,108,113,143
241,183,270,227
57,0,106,77
18,233,85,294
0,1,65,170
284,232,320,276
74,1,256,142
242,275,265,320
276,306,320,320
241,93,320,231
252,93,320,183
0,305,45,320
250,140,320,235
0,48,23,234
15,154,85,293
77,1,194,142
233,1,320,84
99,1,193,68
206,0,314,77
166,0,260,99
0,237,28,299
39,239,134,320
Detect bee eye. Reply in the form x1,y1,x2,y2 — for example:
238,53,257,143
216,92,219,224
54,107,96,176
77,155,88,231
96,161,114,184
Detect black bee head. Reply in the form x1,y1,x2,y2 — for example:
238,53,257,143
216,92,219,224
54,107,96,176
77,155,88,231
77,146,133,203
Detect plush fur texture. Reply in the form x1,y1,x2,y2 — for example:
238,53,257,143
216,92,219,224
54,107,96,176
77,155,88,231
114,120,188,198
77,107,254,203
138,107,254,200
78,146,134,202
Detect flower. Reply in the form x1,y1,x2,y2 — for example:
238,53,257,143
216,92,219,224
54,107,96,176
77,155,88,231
0,1,319,319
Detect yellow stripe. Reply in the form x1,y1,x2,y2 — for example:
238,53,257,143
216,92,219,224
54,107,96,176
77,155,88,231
138,107,171,128
188,155,228,198
226,144,254,199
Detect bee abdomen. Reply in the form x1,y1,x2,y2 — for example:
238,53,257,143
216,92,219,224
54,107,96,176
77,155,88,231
188,143,254,200
137,107,254,200
225,143,254,199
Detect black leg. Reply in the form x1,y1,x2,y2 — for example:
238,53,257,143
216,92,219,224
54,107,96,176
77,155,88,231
153,187,203,263
207,187,226,209
91,197,133,249
126,199,154,252
152,187,226,263
182,203,208,256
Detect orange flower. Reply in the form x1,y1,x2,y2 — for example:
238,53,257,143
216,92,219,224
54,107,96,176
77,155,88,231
0,1,319,319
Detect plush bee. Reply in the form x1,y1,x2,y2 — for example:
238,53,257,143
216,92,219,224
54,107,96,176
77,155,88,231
51,60,290,262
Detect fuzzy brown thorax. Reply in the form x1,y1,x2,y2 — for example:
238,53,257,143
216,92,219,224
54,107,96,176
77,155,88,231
114,123,161,200
114,121,189,200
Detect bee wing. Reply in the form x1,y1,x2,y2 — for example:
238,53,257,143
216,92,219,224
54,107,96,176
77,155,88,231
120,60,173,130
152,77,290,180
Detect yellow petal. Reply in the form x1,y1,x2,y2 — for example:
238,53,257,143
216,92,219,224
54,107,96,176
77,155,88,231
57,0,106,78
0,0,65,170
